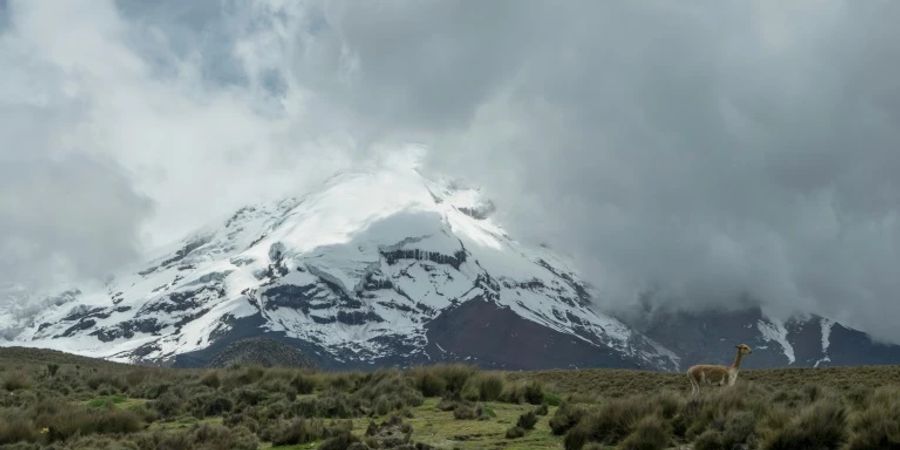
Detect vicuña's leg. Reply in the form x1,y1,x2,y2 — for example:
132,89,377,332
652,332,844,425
688,372,699,396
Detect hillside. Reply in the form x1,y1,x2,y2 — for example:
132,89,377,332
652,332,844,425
1,347,899,449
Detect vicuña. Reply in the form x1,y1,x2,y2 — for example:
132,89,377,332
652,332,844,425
687,344,752,395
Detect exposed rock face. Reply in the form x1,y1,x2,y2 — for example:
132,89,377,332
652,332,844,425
201,337,315,368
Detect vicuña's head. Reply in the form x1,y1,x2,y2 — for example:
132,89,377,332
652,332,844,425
735,344,752,355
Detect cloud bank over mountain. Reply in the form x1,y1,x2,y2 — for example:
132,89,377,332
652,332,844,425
2,1,900,342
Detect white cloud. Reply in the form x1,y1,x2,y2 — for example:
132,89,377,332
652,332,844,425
3,0,900,343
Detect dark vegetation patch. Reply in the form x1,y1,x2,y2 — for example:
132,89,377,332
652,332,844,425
1,347,900,449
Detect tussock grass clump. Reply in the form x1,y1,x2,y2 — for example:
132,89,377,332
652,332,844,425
150,392,184,418
564,396,656,450
318,429,361,450
762,399,848,450
693,410,758,450
460,372,506,402
188,392,233,418
291,373,317,395
452,402,477,420
260,418,350,446
3,371,31,392
550,402,588,435
845,387,900,450
505,425,526,439
618,415,671,450
135,423,258,450
516,410,538,430
0,412,38,444
415,364,476,397
412,370,447,397
200,371,221,389
40,406,143,441
501,380,545,404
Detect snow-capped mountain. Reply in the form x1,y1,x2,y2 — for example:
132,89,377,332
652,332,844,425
1,168,678,370
635,307,900,369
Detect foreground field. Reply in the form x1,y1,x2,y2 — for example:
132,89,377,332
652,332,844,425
1,348,899,449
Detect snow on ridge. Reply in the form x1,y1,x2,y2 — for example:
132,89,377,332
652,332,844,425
813,317,835,368
1,166,678,369
757,318,796,364
820,317,834,353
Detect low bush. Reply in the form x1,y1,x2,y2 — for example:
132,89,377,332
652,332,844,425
762,399,847,450
564,396,654,450
200,371,221,389
461,373,505,402
505,426,526,439
413,371,446,397
41,407,143,441
618,416,670,450
318,430,360,450
0,412,38,444
550,402,587,435
291,373,317,395
846,387,900,450
517,410,538,430
453,403,477,420
3,372,31,392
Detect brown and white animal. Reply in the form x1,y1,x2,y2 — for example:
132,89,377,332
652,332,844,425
687,344,752,395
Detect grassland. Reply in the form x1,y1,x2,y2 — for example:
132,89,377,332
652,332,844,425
1,347,900,449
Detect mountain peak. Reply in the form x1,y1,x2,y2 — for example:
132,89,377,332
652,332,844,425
3,169,677,370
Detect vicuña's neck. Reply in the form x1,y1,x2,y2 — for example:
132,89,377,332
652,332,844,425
731,351,745,369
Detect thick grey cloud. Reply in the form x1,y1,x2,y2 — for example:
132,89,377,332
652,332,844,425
3,1,900,342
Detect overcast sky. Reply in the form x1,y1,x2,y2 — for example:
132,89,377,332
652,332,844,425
2,1,900,342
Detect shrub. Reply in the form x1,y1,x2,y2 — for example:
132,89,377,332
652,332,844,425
190,393,233,418
517,411,538,430
535,403,549,416
291,374,317,395
135,424,258,450
200,372,221,389
550,402,587,435
46,364,59,377
437,397,460,412
453,403,477,420
415,371,446,397
506,426,526,439
124,370,150,390
263,418,326,446
190,424,258,450
762,400,847,450
524,381,545,405
318,430,360,450
3,372,31,391
430,365,475,395
0,413,38,444
618,416,670,450
846,388,900,450
462,373,505,402
42,407,143,441
564,397,654,449
461,378,481,402
501,380,545,404
87,372,124,391
150,392,184,418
